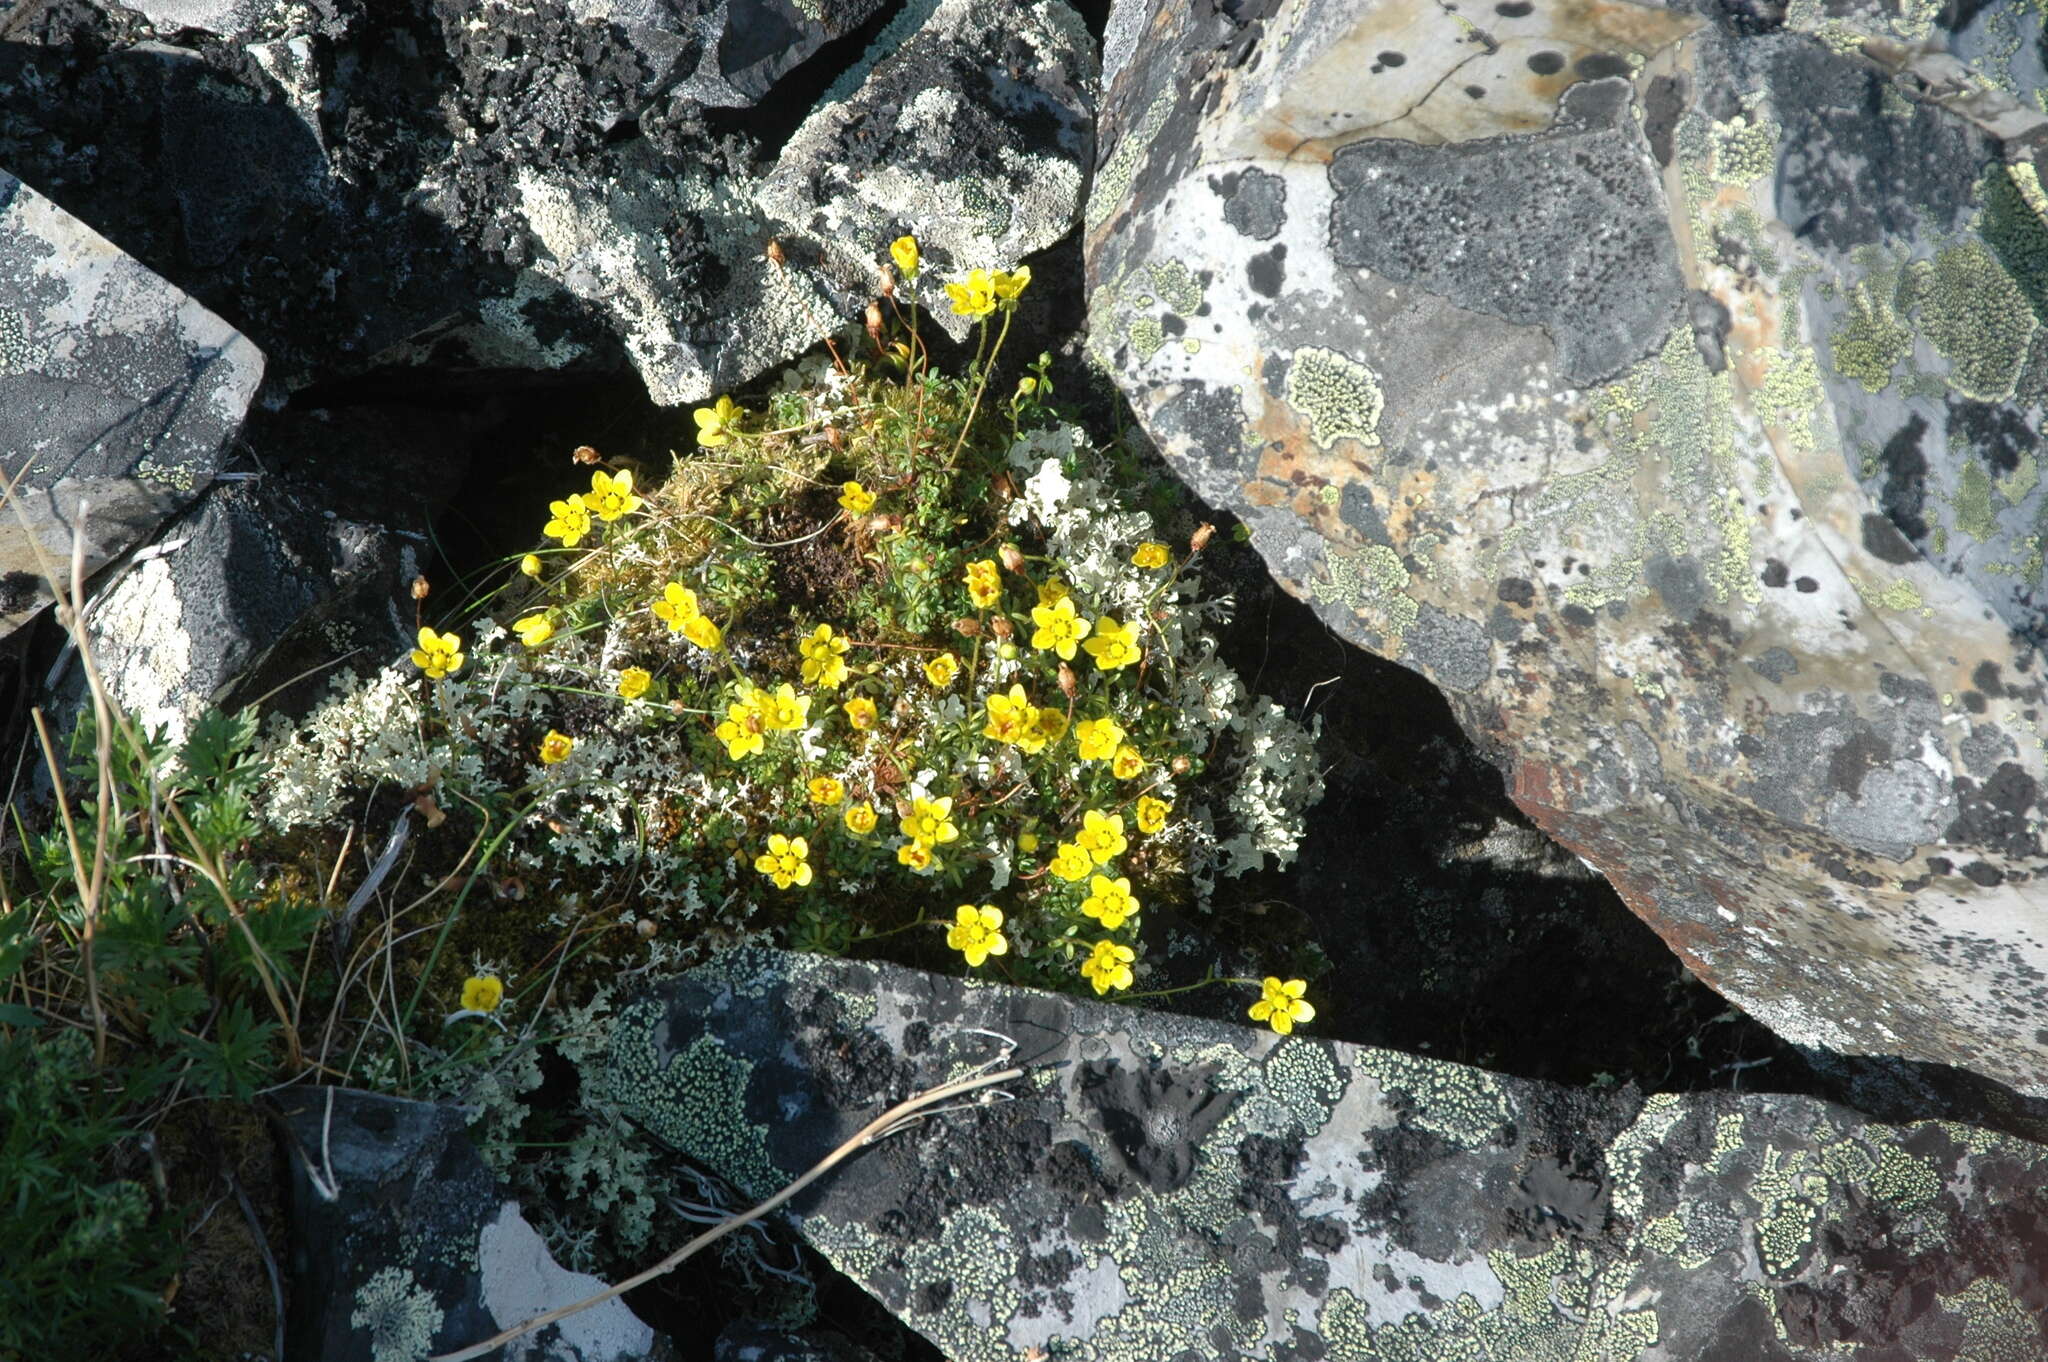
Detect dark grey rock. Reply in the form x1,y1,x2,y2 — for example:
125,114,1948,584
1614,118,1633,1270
608,950,2048,1362
1084,0,2048,1095
0,165,263,643
278,1087,667,1362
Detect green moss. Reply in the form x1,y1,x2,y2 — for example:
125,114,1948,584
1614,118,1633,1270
1978,163,2048,325
1285,346,1384,449
1911,243,2039,402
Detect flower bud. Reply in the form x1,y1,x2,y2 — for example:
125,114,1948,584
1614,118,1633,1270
572,445,600,465
1058,662,1077,699
988,616,1015,640
878,264,896,299
865,300,885,344
410,575,431,600
953,617,982,637
1190,522,1216,553
1171,754,1192,774
998,542,1026,573
636,918,658,939
519,553,542,578
998,641,1019,661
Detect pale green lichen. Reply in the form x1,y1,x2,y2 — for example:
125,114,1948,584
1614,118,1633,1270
1756,344,1827,452
1829,277,1914,392
1285,347,1384,449
1997,453,2038,505
1910,242,2039,402
1870,1142,1943,1210
350,1267,444,1362
1128,316,1165,364
1086,88,1174,230
1320,544,1418,651
1147,259,1205,315
1712,107,1779,185
1954,458,1999,544
1354,1049,1510,1147
604,1001,781,1200
1855,575,1926,612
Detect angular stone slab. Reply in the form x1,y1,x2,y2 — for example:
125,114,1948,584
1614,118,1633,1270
0,167,261,640
757,0,1095,339
605,950,2048,1362
277,1087,668,1362
1083,0,2048,1093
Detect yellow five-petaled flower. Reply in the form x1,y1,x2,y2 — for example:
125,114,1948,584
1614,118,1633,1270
890,235,920,279
1249,977,1315,1035
944,269,997,318
924,652,960,689
1111,744,1145,780
1075,809,1128,864
755,833,813,890
903,795,960,848
1081,875,1138,930
651,582,701,631
411,627,465,679
1074,715,1125,763
844,800,878,834
617,667,652,700
947,904,1008,967
808,776,845,806
843,696,878,731
1084,616,1142,671
461,974,504,1013
586,468,641,522
1135,794,1171,835
1029,596,1090,660
798,623,850,688
1080,940,1135,995
715,687,768,760
964,559,1002,610
513,614,554,648
1131,541,1171,569
539,730,575,765
1048,840,1093,883
544,494,593,548
694,395,740,448
839,480,876,514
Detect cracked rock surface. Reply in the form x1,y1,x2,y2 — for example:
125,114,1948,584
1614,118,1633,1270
1084,0,2048,1095
607,949,2048,1362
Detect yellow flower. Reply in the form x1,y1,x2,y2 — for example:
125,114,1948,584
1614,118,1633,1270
1017,704,1067,756
587,468,641,521
1048,841,1093,882
1029,596,1091,660
990,265,1030,302
896,841,935,871
843,696,878,731
762,683,811,732
808,776,846,806
890,235,920,279
903,795,959,847
1074,715,1125,762
1249,977,1315,1035
682,614,723,651
694,395,740,448
1036,578,1071,607
651,582,701,631
924,652,960,688
461,975,504,1013
1131,541,1170,569
1075,809,1127,864
411,627,465,679
1081,875,1138,930
1018,832,1040,853
1111,744,1145,780
798,623,851,688
983,684,1033,746
1080,940,1135,995
1083,616,1142,671
839,480,877,514
617,667,653,700
519,553,542,578
944,268,997,318
512,613,554,648
1136,794,1170,835
544,494,593,547
715,688,768,760
946,905,1008,967
964,559,1001,609
844,800,878,834
755,833,813,890
539,730,575,765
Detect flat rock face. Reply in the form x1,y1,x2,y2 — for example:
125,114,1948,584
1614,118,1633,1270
278,1087,665,1362
607,950,2048,1362
1083,0,2048,1094
0,166,262,642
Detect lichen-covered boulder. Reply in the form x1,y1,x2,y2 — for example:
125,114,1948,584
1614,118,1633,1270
757,0,1096,339
0,165,263,645
606,950,2048,1362
568,0,889,110
1084,0,2048,1094
278,1087,669,1362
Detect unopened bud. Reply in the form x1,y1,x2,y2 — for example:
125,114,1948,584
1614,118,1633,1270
998,542,1026,573
998,641,1019,660
879,264,896,299
989,616,1015,641
870,513,903,535
954,617,982,637
865,300,885,343
411,575,431,600
1190,523,1216,553
572,445,601,465
636,918,658,939
519,553,542,578
1171,754,1192,774
1058,662,1078,699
